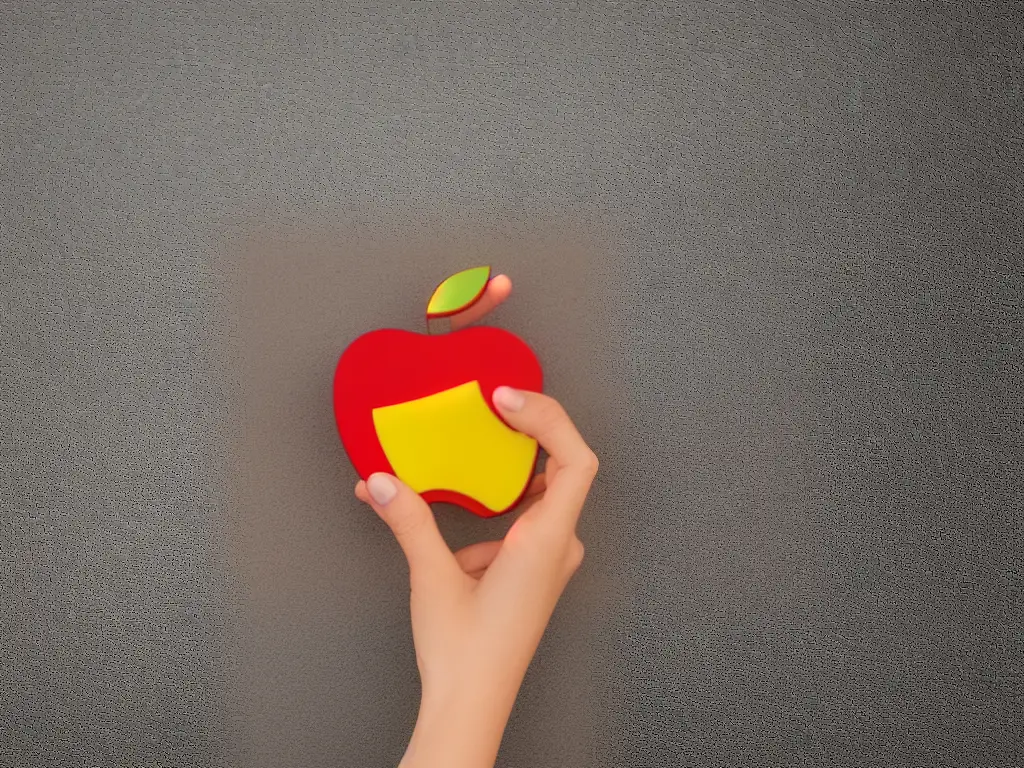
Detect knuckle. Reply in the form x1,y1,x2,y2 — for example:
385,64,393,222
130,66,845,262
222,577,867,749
389,509,428,540
568,537,585,570
533,396,568,429
581,450,600,477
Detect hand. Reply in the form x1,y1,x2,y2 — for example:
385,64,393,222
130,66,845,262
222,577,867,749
355,388,597,768
353,276,599,768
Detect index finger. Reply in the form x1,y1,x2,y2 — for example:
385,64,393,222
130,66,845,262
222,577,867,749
492,387,599,520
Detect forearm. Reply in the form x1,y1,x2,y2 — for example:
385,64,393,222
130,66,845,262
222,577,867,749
400,687,518,768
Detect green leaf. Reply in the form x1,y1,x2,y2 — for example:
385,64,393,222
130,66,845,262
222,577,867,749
426,266,491,318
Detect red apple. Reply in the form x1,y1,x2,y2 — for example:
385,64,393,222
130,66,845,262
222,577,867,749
333,323,543,518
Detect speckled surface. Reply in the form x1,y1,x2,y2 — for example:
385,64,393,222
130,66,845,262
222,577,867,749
2,2,1021,766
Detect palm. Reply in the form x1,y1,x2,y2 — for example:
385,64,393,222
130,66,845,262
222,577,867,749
452,456,557,581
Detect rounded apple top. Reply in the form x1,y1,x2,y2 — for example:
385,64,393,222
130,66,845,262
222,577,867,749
426,266,491,319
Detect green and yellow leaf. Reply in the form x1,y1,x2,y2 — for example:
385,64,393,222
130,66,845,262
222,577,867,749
426,266,491,318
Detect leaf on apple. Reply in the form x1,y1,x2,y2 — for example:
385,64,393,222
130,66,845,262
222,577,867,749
426,266,492,318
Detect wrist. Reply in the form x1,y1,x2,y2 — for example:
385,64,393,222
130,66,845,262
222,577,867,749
400,684,518,768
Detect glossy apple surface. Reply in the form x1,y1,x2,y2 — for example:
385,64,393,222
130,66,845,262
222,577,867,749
333,326,543,517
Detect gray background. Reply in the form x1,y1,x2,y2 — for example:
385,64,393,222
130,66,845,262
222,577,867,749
1,1,1021,767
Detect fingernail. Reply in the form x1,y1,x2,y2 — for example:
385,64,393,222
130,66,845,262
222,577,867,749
493,386,525,412
367,473,397,506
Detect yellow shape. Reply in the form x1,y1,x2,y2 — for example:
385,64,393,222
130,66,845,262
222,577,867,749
372,380,537,512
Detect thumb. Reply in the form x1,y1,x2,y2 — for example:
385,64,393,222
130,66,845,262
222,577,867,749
358,473,459,585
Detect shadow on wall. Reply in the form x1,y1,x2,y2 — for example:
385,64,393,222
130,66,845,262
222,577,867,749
215,214,628,768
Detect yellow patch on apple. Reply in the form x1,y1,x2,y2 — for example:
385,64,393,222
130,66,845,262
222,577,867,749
371,381,537,512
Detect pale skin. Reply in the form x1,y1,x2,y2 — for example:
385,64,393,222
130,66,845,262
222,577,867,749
354,275,599,768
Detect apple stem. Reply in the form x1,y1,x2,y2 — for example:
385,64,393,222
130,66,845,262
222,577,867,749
426,316,452,335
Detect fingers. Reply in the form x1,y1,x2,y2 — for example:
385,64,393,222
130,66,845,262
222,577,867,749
449,274,512,330
523,472,547,499
453,540,503,577
492,388,599,523
355,473,460,587
355,480,369,503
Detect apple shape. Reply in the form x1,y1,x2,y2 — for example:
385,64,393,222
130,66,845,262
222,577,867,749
333,269,544,518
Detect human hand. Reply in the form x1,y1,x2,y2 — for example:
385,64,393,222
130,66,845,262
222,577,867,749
353,276,599,768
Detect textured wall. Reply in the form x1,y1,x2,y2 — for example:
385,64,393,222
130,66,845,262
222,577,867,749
1,2,1021,767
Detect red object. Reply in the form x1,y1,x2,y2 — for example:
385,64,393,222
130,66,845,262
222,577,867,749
333,326,544,517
